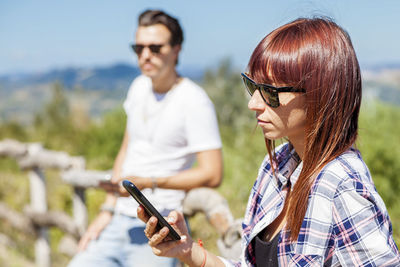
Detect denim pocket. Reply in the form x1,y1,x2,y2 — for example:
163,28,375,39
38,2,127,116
128,226,147,244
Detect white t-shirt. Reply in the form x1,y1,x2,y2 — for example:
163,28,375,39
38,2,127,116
115,75,222,217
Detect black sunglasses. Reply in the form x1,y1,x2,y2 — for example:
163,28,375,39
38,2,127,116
241,73,305,108
131,43,168,55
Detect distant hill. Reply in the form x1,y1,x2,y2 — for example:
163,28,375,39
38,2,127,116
362,62,400,72
0,63,205,124
0,63,204,92
362,66,400,106
0,63,140,91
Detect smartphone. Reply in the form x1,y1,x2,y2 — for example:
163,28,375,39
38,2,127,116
122,180,181,241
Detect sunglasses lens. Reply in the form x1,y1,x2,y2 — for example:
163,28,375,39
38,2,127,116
241,73,280,107
132,45,144,55
149,45,163,54
131,44,165,55
242,76,257,96
260,88,279,107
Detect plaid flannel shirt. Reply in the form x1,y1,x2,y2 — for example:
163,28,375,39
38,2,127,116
220,143,400,266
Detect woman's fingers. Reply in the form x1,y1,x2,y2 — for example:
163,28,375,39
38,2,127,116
141,210,193,260
137,205,150,222
144,216,159,239
148,226,170,246
140,211,194,259
167,211,189,236
166,210,179,224
151,235,189,257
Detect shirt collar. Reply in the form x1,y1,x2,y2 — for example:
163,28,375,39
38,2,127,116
275,144,302,187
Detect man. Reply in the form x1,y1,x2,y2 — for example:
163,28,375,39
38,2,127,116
68,9,223,267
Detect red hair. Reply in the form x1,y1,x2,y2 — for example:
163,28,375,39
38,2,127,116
247,17,361,240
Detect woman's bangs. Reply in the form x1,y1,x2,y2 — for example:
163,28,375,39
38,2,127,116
250,30,304,88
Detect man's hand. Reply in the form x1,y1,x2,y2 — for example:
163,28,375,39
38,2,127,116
99,176,150,196
77,211,113,252
99,181,121,194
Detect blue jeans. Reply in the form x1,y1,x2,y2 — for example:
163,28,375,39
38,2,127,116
68,214,178,267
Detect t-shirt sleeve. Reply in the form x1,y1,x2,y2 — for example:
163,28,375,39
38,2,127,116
184,88,222,153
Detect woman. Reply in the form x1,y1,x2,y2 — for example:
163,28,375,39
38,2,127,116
138,17,400,266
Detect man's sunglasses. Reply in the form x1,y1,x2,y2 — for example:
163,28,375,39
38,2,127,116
241,73,306,108
131,43,168,55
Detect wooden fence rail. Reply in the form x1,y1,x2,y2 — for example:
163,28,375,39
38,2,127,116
0,139,242,266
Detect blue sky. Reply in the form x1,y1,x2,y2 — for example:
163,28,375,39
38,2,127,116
1,0,400,75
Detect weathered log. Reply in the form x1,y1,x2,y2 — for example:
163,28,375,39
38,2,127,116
24,207,81,240
182,188,242,260
19,143,85,170
0,139,27,158
72,187,87,236
35,228,50,267
0,242,35,267
61,169,112,188
58,235,78,257
61,169,111,235
0,233,16,248
0,139,85,170
217,219,242,260
0,202,80,240
0,202,35,235
183,188,234,234
28,166,50,267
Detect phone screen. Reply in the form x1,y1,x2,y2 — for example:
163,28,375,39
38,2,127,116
122,180,181,241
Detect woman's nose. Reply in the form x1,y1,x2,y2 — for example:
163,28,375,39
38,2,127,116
248,90,266,111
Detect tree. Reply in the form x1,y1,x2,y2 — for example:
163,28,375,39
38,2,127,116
33,82,76,151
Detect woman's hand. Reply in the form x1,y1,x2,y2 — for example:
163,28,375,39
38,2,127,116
137,206,194,262
138,206,226,266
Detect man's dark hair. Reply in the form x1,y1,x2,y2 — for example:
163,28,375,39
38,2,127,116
138,9,184,46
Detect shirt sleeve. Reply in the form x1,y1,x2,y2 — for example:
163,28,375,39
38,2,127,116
184,88,222,153
332,180,400,266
